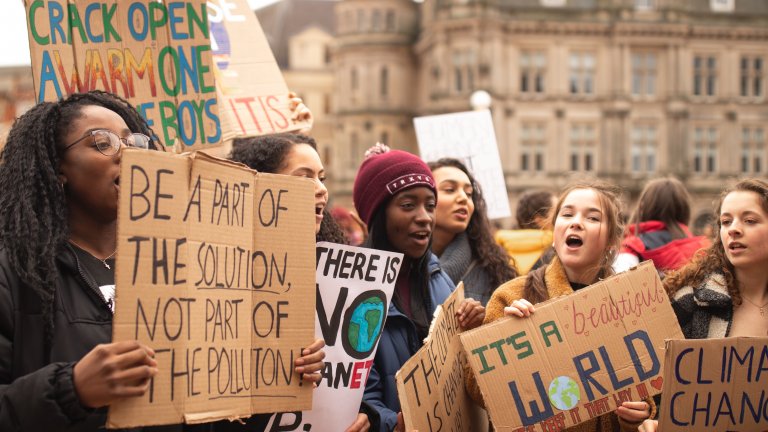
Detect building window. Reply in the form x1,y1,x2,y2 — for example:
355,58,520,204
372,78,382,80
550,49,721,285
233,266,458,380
570,124,596,172
741,127,765,175
372,10,382,31
740,56,763,98
635,0,654,10
520,51,546,94
323,93,331,115
386,10,396,31
693,127,718,174
453,51,475,94
521,123,546,173
631,125,657,173
380,67,388,97
693,55,717,96
569,52,595,95
351,67,358,91
631,52,656,96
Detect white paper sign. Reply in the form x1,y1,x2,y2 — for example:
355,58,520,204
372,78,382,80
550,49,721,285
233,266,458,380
414,110,511,219
265,242,402,431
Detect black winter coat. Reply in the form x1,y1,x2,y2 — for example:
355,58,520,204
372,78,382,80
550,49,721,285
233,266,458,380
0,244,197,432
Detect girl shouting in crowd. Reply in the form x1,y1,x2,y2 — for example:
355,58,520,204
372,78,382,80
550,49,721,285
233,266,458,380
0,91,324,432
428,158,517,306
229,132,371,432
466,180,655,432
354,145,484,432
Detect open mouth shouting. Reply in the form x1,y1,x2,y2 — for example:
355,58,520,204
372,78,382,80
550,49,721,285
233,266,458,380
315,201,326,224
565,234,584,249
409,229,431,247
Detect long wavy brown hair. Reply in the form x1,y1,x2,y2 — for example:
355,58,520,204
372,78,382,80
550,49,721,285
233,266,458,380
524,179,624,303
664,178,768,305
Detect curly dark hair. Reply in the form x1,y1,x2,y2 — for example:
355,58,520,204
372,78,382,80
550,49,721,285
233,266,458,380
427,158,517,290
0,90,157,343
516,190,555,229
664,178,768,305
229,133,346,244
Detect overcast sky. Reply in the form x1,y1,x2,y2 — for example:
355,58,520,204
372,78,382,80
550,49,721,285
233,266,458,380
0,0,280,67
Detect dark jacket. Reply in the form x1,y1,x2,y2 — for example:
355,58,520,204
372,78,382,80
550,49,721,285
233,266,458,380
0,244,195,432
363,254,454,432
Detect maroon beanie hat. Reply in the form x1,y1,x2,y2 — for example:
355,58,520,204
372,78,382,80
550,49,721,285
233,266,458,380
353,145,436,226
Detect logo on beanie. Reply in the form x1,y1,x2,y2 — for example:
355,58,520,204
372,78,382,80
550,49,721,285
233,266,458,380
386,173,435,195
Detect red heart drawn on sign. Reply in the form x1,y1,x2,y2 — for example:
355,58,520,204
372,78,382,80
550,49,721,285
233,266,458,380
650,377,663,390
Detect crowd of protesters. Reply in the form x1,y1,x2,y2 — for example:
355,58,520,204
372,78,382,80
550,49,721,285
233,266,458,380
0,90,765,432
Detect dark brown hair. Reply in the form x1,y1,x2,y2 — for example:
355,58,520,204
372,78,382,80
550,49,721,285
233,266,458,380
516,190,555,229
664,178,768,305
631,177,691,239
428,158,517,290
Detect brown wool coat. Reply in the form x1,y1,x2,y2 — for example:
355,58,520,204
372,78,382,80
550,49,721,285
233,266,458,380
465,257,656,432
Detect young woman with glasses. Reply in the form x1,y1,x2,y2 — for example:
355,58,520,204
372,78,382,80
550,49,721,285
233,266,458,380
0,91,324,431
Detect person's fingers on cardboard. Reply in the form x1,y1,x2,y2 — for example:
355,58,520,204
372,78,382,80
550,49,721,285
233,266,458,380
616,403,650,423
504,306,524,317
297,339,325,363
512,299,534,317
301,371,322,384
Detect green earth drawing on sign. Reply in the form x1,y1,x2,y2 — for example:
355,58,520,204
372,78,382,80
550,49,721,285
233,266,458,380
548,376,581,410
347,296,385,353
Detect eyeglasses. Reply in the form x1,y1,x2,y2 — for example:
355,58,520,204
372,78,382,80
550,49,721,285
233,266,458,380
62,129,151,156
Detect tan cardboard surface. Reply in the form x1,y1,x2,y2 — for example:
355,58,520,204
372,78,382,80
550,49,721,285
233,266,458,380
209,0,311,146
26,0,216,152
659,337,768,432
460,261,684,431
108,149,315,428
397,284,489,432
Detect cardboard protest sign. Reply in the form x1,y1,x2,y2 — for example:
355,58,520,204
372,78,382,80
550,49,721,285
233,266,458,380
461,261,684,431
208,0,311,145
397,283,489,432
414,110,510,220
265,242,402,431
659,337,768,432
108,149,316,428
25,0,221,152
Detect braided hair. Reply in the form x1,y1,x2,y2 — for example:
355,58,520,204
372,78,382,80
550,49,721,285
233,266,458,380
230,133,347,244
0,90,157,343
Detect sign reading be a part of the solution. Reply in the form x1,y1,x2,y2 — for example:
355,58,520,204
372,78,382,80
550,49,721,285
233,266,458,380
461,262,683,431
108,149,316,428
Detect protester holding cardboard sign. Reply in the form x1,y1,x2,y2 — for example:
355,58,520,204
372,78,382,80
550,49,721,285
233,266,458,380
353,144,484,432
466,180,656,432
229,133,372,432
638,178,768,432
0,91,324,432
428,158,517,306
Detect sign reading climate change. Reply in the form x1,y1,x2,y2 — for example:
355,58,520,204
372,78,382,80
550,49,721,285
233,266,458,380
108,149,316,428
266,242,401,431
659,337,768,432
461,262,684,431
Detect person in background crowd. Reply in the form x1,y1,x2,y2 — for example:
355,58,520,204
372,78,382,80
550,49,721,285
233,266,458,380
0,91,325,431
613,177,710,274
466,180,655,432
229,132,373,432
692,210,716,238
495,190,556,274
639,178,768,432
331,206,367,246
354,145,484,432
428,158,517,306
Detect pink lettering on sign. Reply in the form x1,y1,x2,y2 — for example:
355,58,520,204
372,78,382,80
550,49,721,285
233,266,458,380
571,278,666,335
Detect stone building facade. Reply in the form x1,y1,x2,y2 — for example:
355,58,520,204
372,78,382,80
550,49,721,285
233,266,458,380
260,0,768,225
